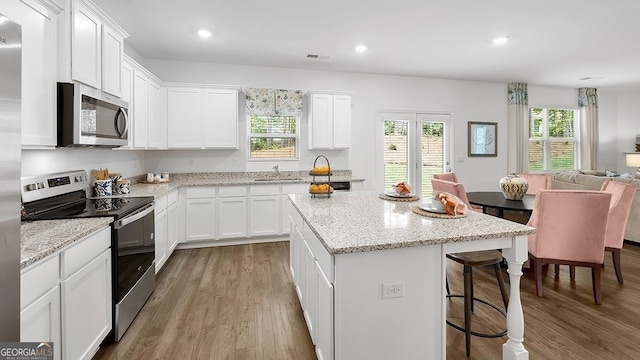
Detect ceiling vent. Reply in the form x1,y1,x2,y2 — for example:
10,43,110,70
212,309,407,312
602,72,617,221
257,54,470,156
306,54,331,60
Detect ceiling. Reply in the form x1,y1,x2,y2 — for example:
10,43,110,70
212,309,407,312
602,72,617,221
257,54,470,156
93,0,640,90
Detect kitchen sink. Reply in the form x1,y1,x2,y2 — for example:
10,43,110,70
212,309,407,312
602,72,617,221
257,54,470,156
254,177,303,181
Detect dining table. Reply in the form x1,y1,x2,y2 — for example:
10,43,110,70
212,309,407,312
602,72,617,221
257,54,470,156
467,191,535,223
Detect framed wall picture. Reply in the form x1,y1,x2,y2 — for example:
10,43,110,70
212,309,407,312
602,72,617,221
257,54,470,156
468,122,497,157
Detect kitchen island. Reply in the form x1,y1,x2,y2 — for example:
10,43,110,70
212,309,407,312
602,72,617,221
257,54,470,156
288,191,535,360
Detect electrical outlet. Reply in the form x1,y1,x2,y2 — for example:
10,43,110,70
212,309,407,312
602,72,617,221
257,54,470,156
382,282,404,299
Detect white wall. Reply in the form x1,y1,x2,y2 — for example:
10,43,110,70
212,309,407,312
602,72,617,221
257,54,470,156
22,148,145,179
616,90,640,171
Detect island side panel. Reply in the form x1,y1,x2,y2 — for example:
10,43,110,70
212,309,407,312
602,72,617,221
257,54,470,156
334,245,445,360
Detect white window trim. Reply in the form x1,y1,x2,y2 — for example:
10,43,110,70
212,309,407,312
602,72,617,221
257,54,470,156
528,108,580,172
246,115,300,162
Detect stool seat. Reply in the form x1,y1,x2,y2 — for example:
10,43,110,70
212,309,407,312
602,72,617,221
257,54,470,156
447,250,504,267
445,250,508,357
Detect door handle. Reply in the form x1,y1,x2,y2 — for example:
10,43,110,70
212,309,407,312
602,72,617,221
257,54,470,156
115,107,129,139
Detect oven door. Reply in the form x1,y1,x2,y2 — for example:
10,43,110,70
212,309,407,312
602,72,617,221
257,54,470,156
113,203,155,301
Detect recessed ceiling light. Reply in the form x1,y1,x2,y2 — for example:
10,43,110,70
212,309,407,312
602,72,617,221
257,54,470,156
492,36,509,45
355,45,367,53
198,29,212,38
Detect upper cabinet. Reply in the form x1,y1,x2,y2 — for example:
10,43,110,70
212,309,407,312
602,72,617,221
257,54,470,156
124,55,165,149
307,93,351,149
59,0,128,96
166,85,239,149
6,0,62,148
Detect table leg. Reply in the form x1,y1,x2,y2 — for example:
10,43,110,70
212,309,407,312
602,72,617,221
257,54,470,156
501,236,529,360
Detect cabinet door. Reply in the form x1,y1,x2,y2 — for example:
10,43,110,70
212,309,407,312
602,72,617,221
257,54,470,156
332,95,351,149
295,226,306,303
218,197,247,238
21,285,61,360
185,198,216,241
167,201,179,254
155,208,168,273
147,80,163,148
101,24,123,97
120,59,134,148
281,184,309,234
167,88,202,148
132,70,148,148
6,0,57,147
315,261,334,360
61,249,111,360
249,195,280,236
72,1,102,88
309,94,332,149
302,239,317,343
202,89,239,148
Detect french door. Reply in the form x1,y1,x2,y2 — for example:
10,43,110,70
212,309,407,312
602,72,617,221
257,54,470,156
382,113,451,197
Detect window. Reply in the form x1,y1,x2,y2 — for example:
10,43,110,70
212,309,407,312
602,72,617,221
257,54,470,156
248,115,298,159
381,112,450,197
528,108,579,171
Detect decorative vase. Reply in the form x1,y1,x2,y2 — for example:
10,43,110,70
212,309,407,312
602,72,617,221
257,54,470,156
500,174,529,200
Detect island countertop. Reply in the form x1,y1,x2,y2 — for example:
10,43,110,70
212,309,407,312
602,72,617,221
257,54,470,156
289,191,535,254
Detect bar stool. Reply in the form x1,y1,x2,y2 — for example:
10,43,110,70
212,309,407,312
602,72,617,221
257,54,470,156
446,250,509,357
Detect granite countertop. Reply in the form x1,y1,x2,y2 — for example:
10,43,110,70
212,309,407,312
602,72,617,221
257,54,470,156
21,218,113,269
127,171,365,199
289,191,535,254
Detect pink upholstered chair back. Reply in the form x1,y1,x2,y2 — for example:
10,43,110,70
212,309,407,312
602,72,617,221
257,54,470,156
516,173,552,195
527,190,610,264
433,172,459,183
431,178,472,209
600,180,636,249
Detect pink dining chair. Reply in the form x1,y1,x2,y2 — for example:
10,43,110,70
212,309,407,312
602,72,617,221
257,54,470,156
527,190,611,304
516,173,552,195
600,180,636,284
430,178,476,211
433,172,459,183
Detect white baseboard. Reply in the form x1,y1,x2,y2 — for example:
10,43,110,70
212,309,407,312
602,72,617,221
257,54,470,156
176,236,289,250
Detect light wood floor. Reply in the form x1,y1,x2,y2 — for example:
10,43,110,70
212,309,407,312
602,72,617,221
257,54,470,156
94,241,640,360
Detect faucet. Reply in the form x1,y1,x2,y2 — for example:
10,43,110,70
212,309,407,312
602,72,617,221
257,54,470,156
272,164,280,176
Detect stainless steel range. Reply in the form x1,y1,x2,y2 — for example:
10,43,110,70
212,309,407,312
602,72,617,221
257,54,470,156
22,170,156,343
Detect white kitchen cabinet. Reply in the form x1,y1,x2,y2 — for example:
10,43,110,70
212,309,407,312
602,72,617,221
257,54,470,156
202,88,239,148
130,61,164,149
20,255,61,360
308,93,351,149
147,80,162,148
315,260,334,360
218,187,247,238
59,0,128,93
350,181,364,192
4,0,60,147
120,58,134,148
167,191,180,253
249,186,280,237
71,0,101,88
166,85,239,149
185,188,217,241
155,196,168,273
132,69,148,148
166,87,201,148
302,238,317,343
101,23,124,97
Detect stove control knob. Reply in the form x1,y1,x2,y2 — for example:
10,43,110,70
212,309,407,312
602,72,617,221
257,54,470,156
37,182,45,189
26,183,37,191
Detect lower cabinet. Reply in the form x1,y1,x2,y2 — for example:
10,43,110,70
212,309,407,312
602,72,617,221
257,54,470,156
249,185,280,237
21,226,112,360
185,197,216,241
290,204,333,360
155,190,179,272
167,195,179,252
61,249,111,360
218,187,247,238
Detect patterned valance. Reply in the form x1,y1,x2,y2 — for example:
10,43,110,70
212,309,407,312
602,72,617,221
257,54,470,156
507,83,528,105
245,88,303,116
578,88,598,108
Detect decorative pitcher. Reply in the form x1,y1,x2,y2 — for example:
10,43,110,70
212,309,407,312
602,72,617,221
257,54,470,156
499,174,529,200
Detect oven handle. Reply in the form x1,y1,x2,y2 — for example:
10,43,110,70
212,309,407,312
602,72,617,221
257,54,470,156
114,203,155,229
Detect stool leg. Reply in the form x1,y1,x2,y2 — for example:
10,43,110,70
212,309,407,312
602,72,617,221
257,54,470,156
494,263,509,310
469,266,475,313
446,275,450,295
463,265,472,357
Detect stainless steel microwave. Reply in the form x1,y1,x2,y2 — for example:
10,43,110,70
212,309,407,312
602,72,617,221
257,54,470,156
57,82,129,147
